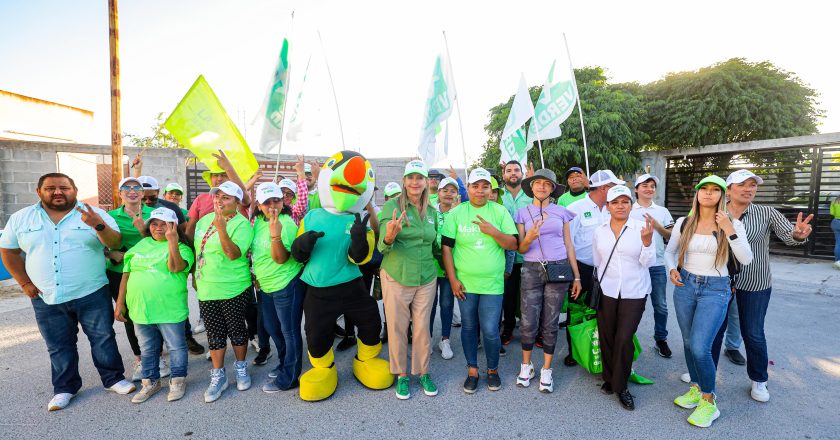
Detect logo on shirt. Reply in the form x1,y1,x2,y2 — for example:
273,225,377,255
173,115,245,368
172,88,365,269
458,224,479,233
584,212,592,219
474,239,485,249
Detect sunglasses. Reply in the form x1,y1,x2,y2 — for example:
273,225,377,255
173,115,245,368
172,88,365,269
120,185,144,192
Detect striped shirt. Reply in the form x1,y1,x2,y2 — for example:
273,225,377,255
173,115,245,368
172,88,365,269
732,203,805,291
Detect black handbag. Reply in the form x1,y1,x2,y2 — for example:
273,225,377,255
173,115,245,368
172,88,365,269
588,226,627,310
526,206,574,283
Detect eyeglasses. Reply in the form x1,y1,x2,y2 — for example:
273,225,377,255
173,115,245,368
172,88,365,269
120,185,144,192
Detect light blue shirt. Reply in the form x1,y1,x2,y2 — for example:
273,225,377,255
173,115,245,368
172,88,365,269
567,195,610,266
0,202,119,305
501,188,532,264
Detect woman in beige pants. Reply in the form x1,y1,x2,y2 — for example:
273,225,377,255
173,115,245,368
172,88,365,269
378,160,440,400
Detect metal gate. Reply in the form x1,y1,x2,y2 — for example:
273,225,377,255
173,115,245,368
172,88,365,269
665,144,840,259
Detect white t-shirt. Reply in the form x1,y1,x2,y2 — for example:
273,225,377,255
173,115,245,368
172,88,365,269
630,201,674,267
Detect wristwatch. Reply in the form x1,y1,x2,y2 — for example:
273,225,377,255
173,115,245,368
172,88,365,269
728,233,738,240
95,223,106,231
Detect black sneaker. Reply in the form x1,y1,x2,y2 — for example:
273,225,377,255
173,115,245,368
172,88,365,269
600,382,614,395
186,337,205,355
486,370,501,391
725,349,746,366
564,354,577,367
618,389,635,410
336,336,357,352
500,330,513,345
334,323,346,338
463,374,479,394
499,346,507,357
655,340,673,358
253,348,272,366
407,323,413,345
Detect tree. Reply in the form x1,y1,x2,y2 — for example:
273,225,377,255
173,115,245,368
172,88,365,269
476,67,648,176
122,112,182,149
644,58,822,149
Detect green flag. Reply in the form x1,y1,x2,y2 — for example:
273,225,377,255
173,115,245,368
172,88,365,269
418,54,455,166
164,75,259,184
259,38,291,153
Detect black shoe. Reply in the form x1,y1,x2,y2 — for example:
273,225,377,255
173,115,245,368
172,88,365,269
655,340,673,358
499,346,507,357
186,337,205,355
500,330,513,345
334,323,346,338
452,322,462,328
253,348,272,366
535,335,544,349
564,354,577,367
618,389,635,410
463,374,479,394
600,382,614,395
336,336,357,352
407,323,413,345
725,349,746,366
558,319,569,328
487,370,501,391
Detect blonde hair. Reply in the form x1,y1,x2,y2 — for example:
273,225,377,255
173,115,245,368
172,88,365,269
677,186,730,269
398,175,430,218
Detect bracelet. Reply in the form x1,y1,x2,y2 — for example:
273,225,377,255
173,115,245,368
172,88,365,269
271,238,283,242
574,278,581,281
21,281,34,289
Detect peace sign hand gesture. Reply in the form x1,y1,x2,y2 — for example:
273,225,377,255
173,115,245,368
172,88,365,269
268,207,283,238
76,203,105,229
641,216,654,247
792,212,814,240
472,215,499,236
212,204,228,232
384,209,407,244
525,218,543,242
165,222,179,243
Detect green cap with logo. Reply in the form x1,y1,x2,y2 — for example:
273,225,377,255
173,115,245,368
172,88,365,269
694,175,727,193
404,160,428,177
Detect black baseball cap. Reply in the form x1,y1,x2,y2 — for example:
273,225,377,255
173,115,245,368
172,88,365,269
564,166,584,178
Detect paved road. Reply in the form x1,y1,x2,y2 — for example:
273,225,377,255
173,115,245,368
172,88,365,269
1,257,838,439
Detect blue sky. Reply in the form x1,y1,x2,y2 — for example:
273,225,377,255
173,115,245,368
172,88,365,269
2,0,838,164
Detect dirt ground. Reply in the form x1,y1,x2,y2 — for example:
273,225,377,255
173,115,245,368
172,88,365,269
0,284,23,300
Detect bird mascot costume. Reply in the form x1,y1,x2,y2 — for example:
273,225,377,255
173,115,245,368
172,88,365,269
291,150,393,401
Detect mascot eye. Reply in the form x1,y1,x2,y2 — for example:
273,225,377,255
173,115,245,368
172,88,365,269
326,158,336,167
367,169,375,180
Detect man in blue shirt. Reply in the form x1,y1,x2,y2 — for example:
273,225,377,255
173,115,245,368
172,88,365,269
0,173,136,411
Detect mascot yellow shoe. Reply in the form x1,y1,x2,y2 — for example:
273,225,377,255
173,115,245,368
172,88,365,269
353,341,393,389
300,349,338,402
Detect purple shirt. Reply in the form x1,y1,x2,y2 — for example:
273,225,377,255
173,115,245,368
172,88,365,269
514,203,576,262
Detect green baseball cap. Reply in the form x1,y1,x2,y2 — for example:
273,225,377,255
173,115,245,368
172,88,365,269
404,160,429,177
164,182,185,194
383,182,402,197
695,175,727,193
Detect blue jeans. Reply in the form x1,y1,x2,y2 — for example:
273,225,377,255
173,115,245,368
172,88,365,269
736,288,772,382
134,322,188,380
31,285,125,394
260,275,305,389
832,219,840,261
430,277,455,339
648,265,669,341
458,293,503,370
673,269,732,395
724,299,742,350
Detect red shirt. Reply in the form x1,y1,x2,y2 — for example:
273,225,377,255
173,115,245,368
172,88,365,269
188,193,248,221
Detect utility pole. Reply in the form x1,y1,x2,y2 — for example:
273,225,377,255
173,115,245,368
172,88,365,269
109,0,122,207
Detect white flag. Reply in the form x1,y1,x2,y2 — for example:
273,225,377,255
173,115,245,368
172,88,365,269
418,53,456,166
528,59,577,145
499,74,535,164
258,38,290,153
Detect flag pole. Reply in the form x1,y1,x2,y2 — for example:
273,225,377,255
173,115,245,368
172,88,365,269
273,11,295,182
442,31,469,181
317,30,347,151
563,33,590,176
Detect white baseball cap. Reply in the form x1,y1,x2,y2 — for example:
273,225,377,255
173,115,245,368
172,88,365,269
726,169,764,186
634,173,660,188
468,168,492,184
278,179,297,195
589,170,625,188
606,185,633,202
146,207,178,224
255,182,283,204
383,182,402,197
118,176,142,189
404,160,429,177
210,181,244,201
438,177,459,191
138,176,160,190
164,182,185,194
304,163,312,173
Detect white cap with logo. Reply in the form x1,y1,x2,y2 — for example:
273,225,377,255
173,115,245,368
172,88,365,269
383,182,402,197
210,181,244,201
468,168,492,184
304,163,312,173
589,170,625,188
278,179,297,195
255,182,282,204
118,176,142,189
146,207,178,225
606,185,633,202
633,173,660,188
438,177,459,191
726,169,764,186
404,160,429,177
138,176,160,190
164,182,185,194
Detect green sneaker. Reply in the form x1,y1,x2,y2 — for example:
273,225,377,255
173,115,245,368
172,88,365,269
674,385,701,409
395,376,410,400
687,398,721,428
419,374,438,397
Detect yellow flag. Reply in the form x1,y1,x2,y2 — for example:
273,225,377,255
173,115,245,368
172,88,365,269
164,75,259,185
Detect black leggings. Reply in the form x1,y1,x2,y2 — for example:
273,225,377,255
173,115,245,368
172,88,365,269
198,290,250,350
305,277,381,358
106,270,141,356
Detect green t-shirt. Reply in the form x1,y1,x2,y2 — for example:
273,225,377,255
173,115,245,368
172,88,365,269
378,198,439,286
429,193,439,206
557,191,587,207
123,237,195,324
181,207,190,222
107,204,155,272
251,215,303,292
194,213,253,301
434,206,453,278
441,202,517,294
298,208,366,288
308,191,321,210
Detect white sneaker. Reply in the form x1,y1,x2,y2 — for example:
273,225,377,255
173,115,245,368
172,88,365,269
439,339,454,360
192,319,205,334
159,356,171,378
516,363,535,387
249,339,260,351
750,380,770,402
131,359,143,382
106,379,137,395
833,261,840,270
47,393,75,411
539,368,553,393
680,372,691,383
205,351,212,361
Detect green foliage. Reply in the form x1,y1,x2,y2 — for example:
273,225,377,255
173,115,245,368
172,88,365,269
123,113,182,149
644,58,822,149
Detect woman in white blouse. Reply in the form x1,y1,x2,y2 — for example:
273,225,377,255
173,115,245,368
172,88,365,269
665,175,753,428
592,185,654,411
